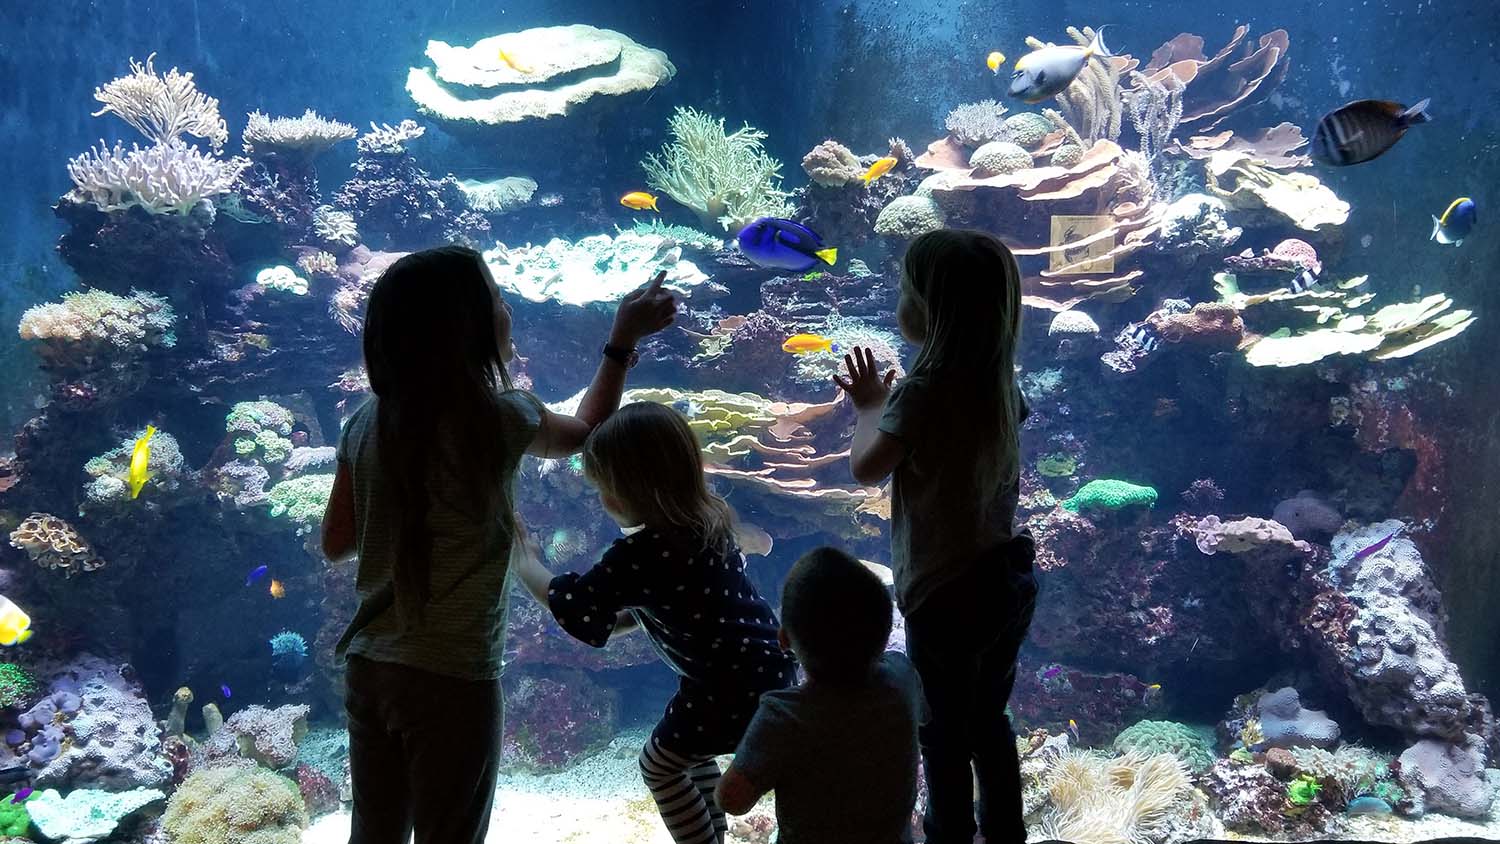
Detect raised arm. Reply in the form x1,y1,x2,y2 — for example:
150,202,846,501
834,346,909,486
528,271,677,458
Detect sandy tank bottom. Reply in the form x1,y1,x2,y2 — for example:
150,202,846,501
300,728,1500,844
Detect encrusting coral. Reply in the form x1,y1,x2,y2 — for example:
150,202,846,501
18,289,177,369
82,427,188,505
241,109,357,158
801,139,865,187
643,106,794,231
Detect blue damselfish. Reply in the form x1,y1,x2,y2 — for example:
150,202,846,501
736,217,838,272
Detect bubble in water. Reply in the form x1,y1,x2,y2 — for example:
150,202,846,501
1361,234,1374,248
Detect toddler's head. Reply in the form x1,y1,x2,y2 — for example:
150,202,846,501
780,547,892,686
583,402,735,553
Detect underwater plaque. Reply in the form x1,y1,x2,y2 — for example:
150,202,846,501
1049,215,1115,275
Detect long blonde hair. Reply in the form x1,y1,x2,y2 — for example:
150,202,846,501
901,229,1023,500
583,402,737,554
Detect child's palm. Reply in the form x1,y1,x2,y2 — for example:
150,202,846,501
833,346,895,410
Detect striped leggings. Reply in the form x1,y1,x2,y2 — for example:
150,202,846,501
638,738,727,844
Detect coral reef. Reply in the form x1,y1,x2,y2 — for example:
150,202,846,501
267,474,335,532
502,668,619,772
241,110,356,158
294,763,340,817
407,25,675,130
8,514,105,576
1025,26,1126,144
26,787,164,843
1112,720,1216,774
18,289,177,406
643,107,793,231
483,232,714,309
162,766,308,844
333,121,488,248
1029,750,1203,844
28,655,172,789
458,176,537,214
1156,193,1242,261
82,428,188,506
943,100,1010,147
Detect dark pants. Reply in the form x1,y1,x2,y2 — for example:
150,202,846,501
905,534,1038,844
345,655,503,844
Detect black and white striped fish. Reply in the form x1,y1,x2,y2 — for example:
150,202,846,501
1125,323,1159,354
1311,98,1430,167
1289,265,1323,294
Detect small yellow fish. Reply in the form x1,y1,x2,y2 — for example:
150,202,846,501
269,579,286,600
620,191,660,212
497,47,534,74
0,596,32,646
860,156,898,185
781,333,836,355
986,51,1006,73
127,425,157,500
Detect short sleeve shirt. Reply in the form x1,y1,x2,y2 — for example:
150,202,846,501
729,653,926,844
336,391,542,679
878,378,1028,612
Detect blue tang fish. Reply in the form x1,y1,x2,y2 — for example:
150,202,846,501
1312,98,1430,166
1431,197,1476,246
245,565,268,586
736,218,838,272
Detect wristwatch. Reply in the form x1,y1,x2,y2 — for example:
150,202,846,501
602,343,639,370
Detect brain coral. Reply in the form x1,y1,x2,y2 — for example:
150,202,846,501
969,141,1033,177
1113,720,1217,774
1061,479,1158,512
874,195,945,239
1004,112,1054,150
162,767,308,844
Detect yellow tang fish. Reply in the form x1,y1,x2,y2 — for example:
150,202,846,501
269,579,286,600
127,425,157,500
620,191,660,212
986,51,1006,73
781,333,837,355
860,156,898,185
0,596,32,646
497,47,534,74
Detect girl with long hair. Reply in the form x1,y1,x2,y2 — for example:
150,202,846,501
320,246,676,844
835,229,1039,843
513,402,795,844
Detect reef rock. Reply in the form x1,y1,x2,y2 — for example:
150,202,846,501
1156,193,1243,262
406,25,675,131
30,655,171,790
1397,735,1493,818
1272,490,1342,541
502,667,619,772
1257,687,1340,749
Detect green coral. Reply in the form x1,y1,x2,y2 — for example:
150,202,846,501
0,664,39,709
254,429,293,463
267,474,335,529
1112,720,1216,775
1036,453,1077,478
1287,773,1322,806
0,790,29,836
1062,479,1158,512
642,106,793,232
162,767,307,844
1290,745,1399,799
225,400,295,436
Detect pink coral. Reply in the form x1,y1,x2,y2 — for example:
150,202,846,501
221,704,309,768
1189,515,1309,556
1223,238,1321,274
1148,302,1246,349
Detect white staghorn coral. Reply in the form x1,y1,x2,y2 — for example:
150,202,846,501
312,205,359,246
91,53,228,151
66,138,249,214
242,109,357,157
356,120,425,156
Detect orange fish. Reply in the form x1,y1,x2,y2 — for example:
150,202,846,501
269,579,286,599
620,191,660,212
860,156,898,185
781,333,837,355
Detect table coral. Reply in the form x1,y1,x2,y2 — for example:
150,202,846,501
8,513,105,576
1142,26,1291,131
1061,479,1157,512
1206,150,1349,231
162,766,308,844
241,109,356,159
407,25,675,129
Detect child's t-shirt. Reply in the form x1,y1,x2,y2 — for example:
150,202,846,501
336,391,542,680
878,377,1029,612
728,652,926,844
547,527,794,689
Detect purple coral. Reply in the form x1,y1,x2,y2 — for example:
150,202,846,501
1224,238,1322,275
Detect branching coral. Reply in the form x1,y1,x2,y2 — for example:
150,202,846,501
162,766,308,844
642,106,793,231
8,513,106,576
91,54,228,150
67,139,250,214
242,109,357,158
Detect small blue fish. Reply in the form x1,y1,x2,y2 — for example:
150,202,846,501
1350,526,1403,564
220,684,232,699
10,787,31,804
1346,795,1393,815
1431,197,1476,246
736,218,837,272
245,565,268,586
1040,665,1063,680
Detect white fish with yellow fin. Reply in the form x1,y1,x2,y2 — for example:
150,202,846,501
1008,26,1113,103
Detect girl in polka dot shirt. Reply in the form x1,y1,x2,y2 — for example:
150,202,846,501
515,401,794,844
